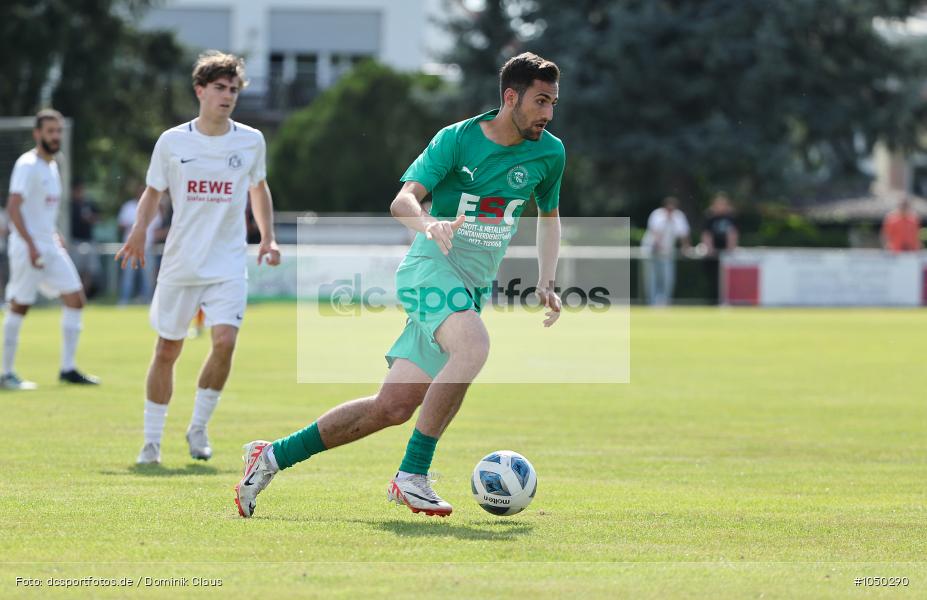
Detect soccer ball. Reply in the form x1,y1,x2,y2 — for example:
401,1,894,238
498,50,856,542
471,450,537,516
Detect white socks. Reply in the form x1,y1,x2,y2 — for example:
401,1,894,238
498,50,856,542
189,387,221,429
264,445,280,472
3,312,24,375
145,388,221,449
1,307,82,375
143,400,168,445
60,307,82,372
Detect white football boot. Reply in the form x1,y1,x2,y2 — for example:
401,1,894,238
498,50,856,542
235,441,277,518
0,373,37,390
387,473,453,517
186,426,212,461
136,442,161,465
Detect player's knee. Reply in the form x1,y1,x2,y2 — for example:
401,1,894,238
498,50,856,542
375,391,421,426
154,339,183,363
212,329,238,356
385,401,418,425
61,289,85,309
383,401,418,426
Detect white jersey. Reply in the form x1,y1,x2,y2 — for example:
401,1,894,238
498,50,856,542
7,150,62,249
146,119,266,285
642,207,690,257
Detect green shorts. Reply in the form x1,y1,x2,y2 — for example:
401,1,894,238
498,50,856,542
385,254,485,378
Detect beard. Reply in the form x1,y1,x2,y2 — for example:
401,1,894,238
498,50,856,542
40,138,60,154
516,124,539,141
512,107,543,141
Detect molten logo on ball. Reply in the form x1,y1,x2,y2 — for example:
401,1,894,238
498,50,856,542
471,450,537,516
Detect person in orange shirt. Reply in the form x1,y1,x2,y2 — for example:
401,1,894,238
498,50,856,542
881,197,922,253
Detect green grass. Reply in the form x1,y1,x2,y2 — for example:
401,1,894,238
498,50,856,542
1,305,925,598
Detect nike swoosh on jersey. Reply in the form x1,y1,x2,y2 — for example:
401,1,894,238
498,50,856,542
180,158,196,163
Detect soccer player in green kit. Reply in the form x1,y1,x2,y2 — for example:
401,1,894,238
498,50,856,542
236,53,565,518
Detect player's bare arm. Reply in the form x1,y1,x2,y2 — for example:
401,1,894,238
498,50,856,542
115,186,163,269
249,180,280,266
537,206,562,327
6,193,41,268
390,181,465,255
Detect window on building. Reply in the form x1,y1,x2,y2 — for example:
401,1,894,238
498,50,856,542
268,53,287,110
292,54,319,105
330,53,370,84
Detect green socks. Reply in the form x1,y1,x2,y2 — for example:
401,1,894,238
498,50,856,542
272,421,326,470
270,423,438,474
398,428,439,475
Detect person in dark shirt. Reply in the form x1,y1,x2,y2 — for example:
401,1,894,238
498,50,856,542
68,180,101,294
702,192,738,253
245,192,262,245
70,181,99,241
701,192,739,304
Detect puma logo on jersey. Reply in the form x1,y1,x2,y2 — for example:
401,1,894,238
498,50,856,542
460,166,478,181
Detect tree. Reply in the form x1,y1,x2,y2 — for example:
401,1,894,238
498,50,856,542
269,61,446,212
439,0,927,221
0,1,193,210
439,0,533,114
53,29,194,206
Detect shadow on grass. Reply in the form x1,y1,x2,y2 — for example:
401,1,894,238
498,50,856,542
238,515,534,540
361,518,534,541
99,463,235,477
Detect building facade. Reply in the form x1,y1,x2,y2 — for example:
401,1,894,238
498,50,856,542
138,0,445,113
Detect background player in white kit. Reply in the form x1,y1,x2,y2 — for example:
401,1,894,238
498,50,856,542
116,52,280,464
3,109,99,390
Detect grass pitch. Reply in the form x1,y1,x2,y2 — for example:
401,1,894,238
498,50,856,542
0,305,924,598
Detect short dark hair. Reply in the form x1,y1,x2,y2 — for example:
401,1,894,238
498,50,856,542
192,50,248,89
35,108,63,130
499,52,560,103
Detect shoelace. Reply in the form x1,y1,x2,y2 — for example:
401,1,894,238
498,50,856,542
410,471,443,501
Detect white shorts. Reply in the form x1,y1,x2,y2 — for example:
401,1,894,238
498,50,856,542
6,240,82,305
149,278,248,340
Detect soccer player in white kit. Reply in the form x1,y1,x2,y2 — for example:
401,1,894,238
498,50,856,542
2,109,99,390
116,52,280,464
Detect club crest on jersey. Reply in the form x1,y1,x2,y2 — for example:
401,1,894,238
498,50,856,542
507,165,529,190
227,152,244,170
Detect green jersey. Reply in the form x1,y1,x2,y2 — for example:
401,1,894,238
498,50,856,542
400,109,566,288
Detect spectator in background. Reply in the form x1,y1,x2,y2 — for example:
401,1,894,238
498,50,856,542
641,196,690,306
117,186,163,304
881,196,922,253
69,180,101,295
245,192,261,244
701,192,739,305
149,193,171,280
